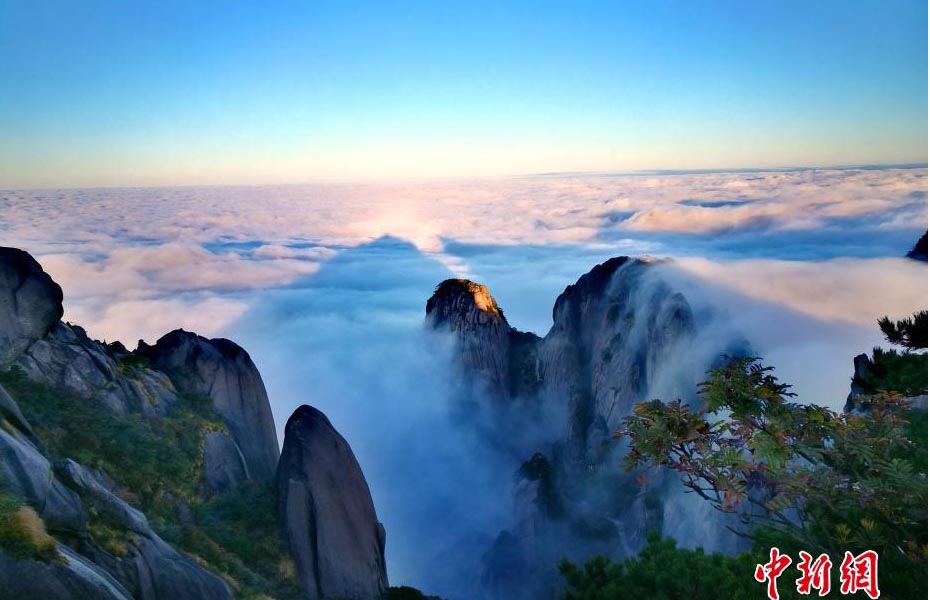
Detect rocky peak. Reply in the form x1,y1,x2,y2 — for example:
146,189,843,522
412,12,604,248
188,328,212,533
426,279,525,400
0,247,64,366
426,279,506,327
136,329,280,484
277,404,388,600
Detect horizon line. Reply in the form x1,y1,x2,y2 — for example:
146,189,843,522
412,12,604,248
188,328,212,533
3,161,927,193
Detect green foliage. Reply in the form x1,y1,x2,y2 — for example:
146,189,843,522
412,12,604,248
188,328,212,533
0,366,223,505
878,310,928,350
185,483,302,600
855,346,928,397
116,352,152,371
0,493,59,562
0,366,302,599
385,586,446,600
559,533,760,600
619,356,928,599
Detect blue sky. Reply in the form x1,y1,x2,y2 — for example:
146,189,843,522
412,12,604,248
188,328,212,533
0,1,926,187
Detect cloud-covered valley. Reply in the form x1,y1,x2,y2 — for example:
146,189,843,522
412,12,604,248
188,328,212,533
1,167,926,595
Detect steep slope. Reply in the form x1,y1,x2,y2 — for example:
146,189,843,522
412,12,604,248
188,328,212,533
277,405,388,600
138,330,280,485
0,248,292,599
427,256,737,600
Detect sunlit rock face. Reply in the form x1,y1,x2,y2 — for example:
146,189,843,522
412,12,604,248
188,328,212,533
277,405,388,600
428,256,738,600
426,279,539,400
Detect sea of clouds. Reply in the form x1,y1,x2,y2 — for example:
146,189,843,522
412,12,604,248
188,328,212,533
1,167,927,595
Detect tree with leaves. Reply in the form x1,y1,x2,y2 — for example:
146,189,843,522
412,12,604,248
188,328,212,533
877,310,927,351
619,357,927,598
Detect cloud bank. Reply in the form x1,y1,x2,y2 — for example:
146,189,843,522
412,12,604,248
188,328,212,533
0,167,926,595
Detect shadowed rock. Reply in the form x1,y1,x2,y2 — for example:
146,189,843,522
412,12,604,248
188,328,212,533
0,247,63,366
907,231,928,261
138,330,280,484
0,546,133,600
427,257,739,600
277,405,388,600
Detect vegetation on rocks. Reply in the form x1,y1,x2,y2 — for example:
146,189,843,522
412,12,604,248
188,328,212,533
0,366,302,599
562,315,928,599
0,493,59,561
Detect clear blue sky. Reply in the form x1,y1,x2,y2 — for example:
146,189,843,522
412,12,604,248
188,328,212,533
1,1,926,187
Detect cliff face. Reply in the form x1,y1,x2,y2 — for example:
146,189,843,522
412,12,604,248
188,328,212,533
0,247,63,367
138,330,280,484
0,247,388,600
427,256,732,599
277,405,388,600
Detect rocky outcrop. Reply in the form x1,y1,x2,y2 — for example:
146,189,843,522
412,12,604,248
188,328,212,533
0,248,273,599
428,258,696,463
138,330,279,484
426,280,540,400
277,405,388,600
0,546,133,600
907,231,928,261
0,247,63,367
427,257,736,599
15,322,180,418
202,430,250,493
56,460,233,600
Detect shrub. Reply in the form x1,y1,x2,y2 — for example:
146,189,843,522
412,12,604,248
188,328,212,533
0,494,59,562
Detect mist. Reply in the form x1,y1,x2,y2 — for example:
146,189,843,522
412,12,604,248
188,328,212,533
1,169,926,597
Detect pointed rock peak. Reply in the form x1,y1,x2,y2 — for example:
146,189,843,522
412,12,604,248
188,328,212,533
0,247,64,366
278,404,388,600
285,403,333,432
426,279,509,331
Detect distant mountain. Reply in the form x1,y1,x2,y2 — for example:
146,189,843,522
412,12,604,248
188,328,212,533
426,257,745,600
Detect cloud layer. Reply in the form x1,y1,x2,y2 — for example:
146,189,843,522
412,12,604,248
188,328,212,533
1,168,926,594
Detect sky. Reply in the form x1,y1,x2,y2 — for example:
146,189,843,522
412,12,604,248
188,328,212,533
0,1,927,188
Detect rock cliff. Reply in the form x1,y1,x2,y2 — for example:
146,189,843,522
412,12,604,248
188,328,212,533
0,247,389,600
277,405,388,600
138,330,280,484
428,256,735,599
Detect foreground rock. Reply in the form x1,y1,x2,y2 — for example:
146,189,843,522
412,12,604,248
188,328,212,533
0,248,264,598
0,247,63,366
139,330,280,484
278,405,388,600
0,546,132,600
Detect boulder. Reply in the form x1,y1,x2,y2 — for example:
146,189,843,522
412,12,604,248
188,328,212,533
0,546,133,600
277,405,388,600
202,430,250,494
138,330,279,483
14,322,180,418
0,247,63,366
57,459,233,600
0,427,87,534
